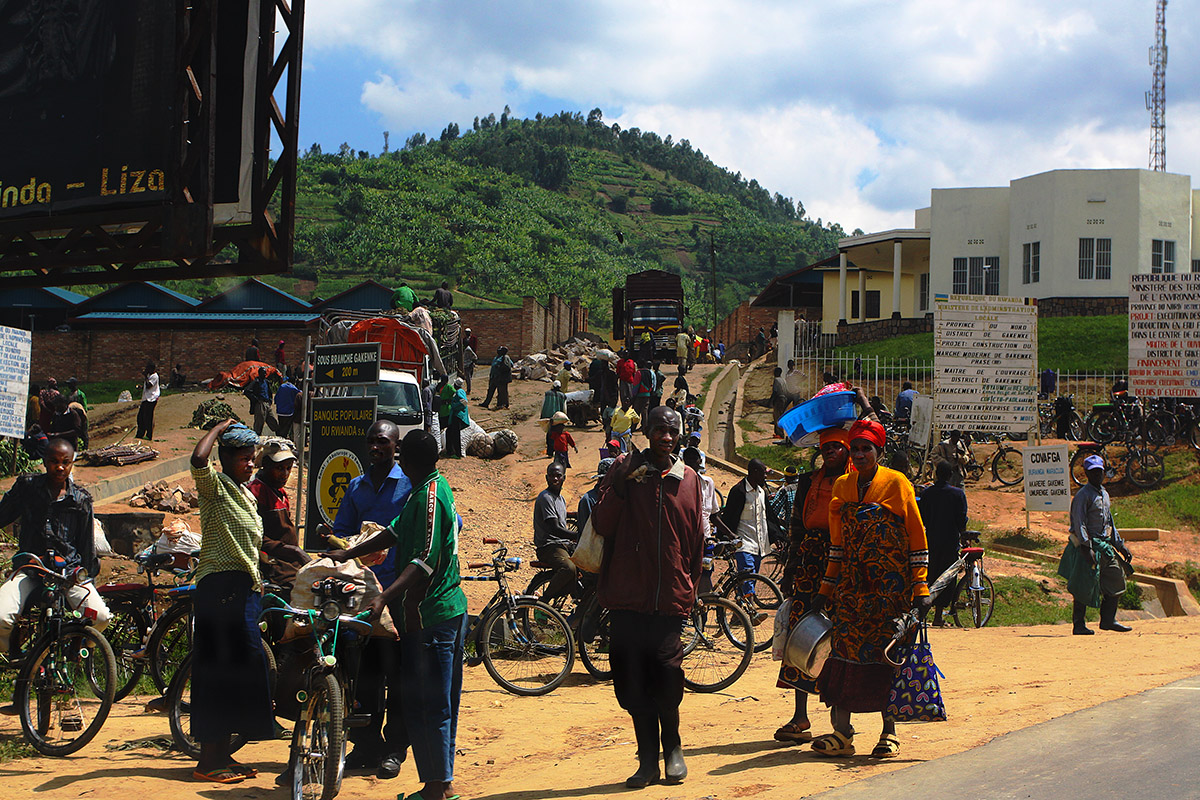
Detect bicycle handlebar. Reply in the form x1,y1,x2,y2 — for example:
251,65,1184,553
260,603,374,636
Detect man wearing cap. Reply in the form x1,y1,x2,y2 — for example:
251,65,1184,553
577,458,613,534
1060,455,1134,635
462,343,477,395
534,462,579,604
556,361,573,393
65,377,89,410
549,411,577,469
247,438,310,588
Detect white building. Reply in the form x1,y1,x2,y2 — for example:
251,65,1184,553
822,168,1200,334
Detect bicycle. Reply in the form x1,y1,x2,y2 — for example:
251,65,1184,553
702,534,782,653
462,537,575,696
680,594,754,692
1038,394,1086,441
927,531,995,628
5,552,118,755
1069,438,1164,489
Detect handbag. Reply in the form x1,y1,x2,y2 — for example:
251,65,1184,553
771,598,793,661
570,516,605,574
885,623,946,722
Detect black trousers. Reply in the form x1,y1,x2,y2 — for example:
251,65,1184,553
446,417,464,458
536,545,577,604
609,611,685,717
136,400,157,439
349,636,410,757
482,381,510,408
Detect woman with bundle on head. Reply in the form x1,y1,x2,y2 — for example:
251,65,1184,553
808,419,930,760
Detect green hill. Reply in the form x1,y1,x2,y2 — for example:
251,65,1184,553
288,109,845,326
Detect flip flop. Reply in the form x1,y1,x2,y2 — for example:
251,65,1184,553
773,722,813,743
870,733,900,758
811,730,855,758
226,762,259,777
193,768,246,784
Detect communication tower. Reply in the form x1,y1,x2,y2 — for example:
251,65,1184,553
1146,0,1167,171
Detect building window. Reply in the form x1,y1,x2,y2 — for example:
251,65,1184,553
850,290,881,319
1079,238,1112,280
984,256,1000,295
1023,242,1040,284
1152,239,1176,274
919,273,929,311
953,258,967,293
1193,259,1200,273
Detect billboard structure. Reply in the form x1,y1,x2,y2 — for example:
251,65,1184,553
0,0,304,288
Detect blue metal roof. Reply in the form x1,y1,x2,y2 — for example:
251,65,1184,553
197,278,311,312
75,281,201,312
73,311,320,323
44,287,89,304
145,282,202,306
0,286,87,307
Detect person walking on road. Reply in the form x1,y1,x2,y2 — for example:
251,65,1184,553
1059,455,1134,635
591,406,705,788
480,346,513,409
137,361,160,441
918,459,968,627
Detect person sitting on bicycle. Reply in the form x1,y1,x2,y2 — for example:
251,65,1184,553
577,458,615,534
718,459,771,603
917,460,968,627
534,462,579,604
610,395,640,454
0,436,110,657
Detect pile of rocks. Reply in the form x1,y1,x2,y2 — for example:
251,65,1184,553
513,333,609,383
129,481,200,513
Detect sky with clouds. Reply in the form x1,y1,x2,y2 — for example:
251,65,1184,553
297,0,1199,233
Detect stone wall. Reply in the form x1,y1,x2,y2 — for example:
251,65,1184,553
836,315,934,346
1036,296,1128,317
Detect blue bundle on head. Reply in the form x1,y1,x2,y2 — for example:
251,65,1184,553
219,422,259,449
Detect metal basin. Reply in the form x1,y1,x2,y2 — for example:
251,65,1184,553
786,609,833,678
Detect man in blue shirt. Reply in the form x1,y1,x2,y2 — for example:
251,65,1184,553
273,376,302,440
245,367,276,434
894,382,918,421
327,420,413,778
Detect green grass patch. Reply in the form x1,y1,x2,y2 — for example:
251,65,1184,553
735,443,815,473
737,418,762,433
1112,452,1200,531
699,369,720,397
989,528,1058,551
989,575,1074,626
0,734,34,763
76,380,185,406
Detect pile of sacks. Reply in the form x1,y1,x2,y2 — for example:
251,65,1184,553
129,481,200,513
462,423,519,459
512,333,607,383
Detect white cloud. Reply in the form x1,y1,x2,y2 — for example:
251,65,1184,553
299,0,1200,232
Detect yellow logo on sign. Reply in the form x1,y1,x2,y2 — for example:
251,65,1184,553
316,448,364,526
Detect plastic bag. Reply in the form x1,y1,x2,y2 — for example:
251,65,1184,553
93,519,114,557
772,598,793,661
289,528,398,638
153,519,202,555
569,516,605,574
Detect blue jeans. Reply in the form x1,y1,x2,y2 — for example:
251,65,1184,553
398,613,467,783
735,551,761,596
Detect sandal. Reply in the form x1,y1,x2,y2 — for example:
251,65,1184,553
810,730,855,758
773,721,813,743
193,768,246,784
870,733,901,758
226,762,258,777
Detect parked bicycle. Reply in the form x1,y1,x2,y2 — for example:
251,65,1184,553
927,531,995,628
1069,438,1164,489
462,537,575,696
680,593,755,692
1038,394,1086,441
701,533,782,653
5,551,118,755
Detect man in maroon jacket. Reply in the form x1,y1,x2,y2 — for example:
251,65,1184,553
591,406,705,789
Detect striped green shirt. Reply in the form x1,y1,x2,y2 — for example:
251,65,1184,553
387,470,466,632
192,463,263,590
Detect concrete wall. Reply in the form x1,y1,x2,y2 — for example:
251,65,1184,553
929,186,1011,298
820,271,918,334
31,328,314,384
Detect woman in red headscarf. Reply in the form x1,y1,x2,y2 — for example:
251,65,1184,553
808,419,930,760
773,426,852,743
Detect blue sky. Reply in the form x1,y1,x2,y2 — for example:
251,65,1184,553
297,0,1199,233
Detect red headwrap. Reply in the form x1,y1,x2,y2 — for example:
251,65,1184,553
848,419,886,449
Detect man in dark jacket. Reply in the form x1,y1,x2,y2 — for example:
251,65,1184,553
591,406,704,788
480,347,513,409
918,459,968,626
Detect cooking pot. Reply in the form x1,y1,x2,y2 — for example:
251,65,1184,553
785,609,832,677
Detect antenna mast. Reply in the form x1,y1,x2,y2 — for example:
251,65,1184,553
1146,0,1167,171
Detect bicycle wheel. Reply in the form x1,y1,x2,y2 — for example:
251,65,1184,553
291,672,345,800
1067,412,1087,442
1126,449,1165,489
719,573,782,653
480,598,575,696
950,569,995,629
148,600,192,693
681,595,753,693
102,604,149,701
1089,411,1118,444
17,624,116,756
166,652,249,759
1069,449,1105,487
576,595,612,680
991,446,1024,487
757,549,785,583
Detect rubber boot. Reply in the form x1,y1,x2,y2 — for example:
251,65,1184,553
1072,601,1094,635
1099,595,1131,632
626,714,660,789
660,705,687,784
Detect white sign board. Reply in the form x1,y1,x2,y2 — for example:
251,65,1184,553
0,325,32,439
1022,444,1071,512
933,295,1037,434
909,394,934,447
1128,273,1200,398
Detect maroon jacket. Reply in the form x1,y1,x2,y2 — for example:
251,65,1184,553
591,451,705,618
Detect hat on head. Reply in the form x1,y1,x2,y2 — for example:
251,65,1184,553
564,360,572,366
1083,454,1105,472
453,377,464,389
594,458,615,478
848,419,886,449
687,430,702,441
551,411,570,425
784,466,799,476
219,422,260,449
819,427,851,447
552,380,561,389
607,438,621,450
256,437,297,465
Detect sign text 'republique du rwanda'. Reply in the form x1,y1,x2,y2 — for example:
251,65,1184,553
1022,444,1071,513
934,295,1037,435
0,325,32,439
305,396,377,550
1128,273,1200,399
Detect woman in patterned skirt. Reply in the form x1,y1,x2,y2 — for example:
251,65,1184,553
773,427,851,743
809,419,930,759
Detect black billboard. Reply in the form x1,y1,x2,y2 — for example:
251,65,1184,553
0,0,178,219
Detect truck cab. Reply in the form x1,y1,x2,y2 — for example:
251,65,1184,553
344,368,424,439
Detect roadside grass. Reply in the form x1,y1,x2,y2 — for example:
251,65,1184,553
736,443,814,473
0,734,33,764
832,314,1128,372
737,418,762,433
989,575,1075,626
77,380,184,406
1112,449,1200,530
699,368,720,397
989,528,1058,551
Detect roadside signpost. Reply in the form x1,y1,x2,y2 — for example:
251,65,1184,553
1022,444,1071,512
0,324,32,439
933,295,1038,436
313,343,382,388
1128,273,1200,399
909,395,934,448
304,396,377,550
